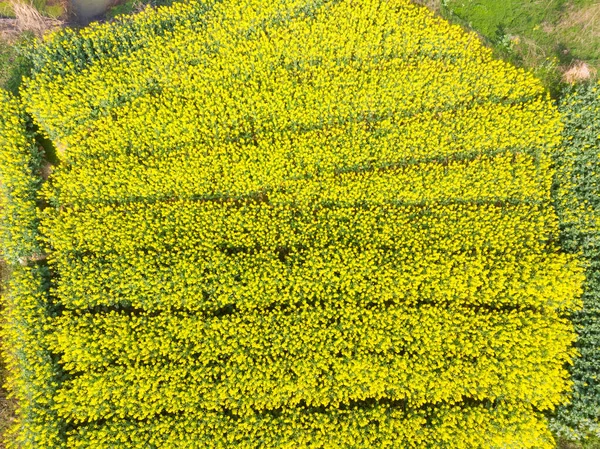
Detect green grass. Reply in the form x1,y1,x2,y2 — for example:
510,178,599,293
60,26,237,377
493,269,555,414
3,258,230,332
0,39,17,90
105,0,177,19
428,0,600,95
442,0,600,63
0,32,34,94
558,436,600,449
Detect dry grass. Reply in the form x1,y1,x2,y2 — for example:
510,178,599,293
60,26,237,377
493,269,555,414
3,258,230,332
563,60,596,83
0,390,15,449
513,35,548,63
412,0,443,13
8,0,60,35
557,2,600,38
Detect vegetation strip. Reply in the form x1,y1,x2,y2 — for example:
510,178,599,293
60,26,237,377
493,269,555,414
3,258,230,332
0,0,590,447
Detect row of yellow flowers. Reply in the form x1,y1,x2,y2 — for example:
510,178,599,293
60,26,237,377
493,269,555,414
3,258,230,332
49,304,575,419
0,94,63,447
43,201,578,313
68,401,552,449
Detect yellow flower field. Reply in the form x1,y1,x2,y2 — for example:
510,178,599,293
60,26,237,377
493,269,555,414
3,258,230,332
0,0,587,447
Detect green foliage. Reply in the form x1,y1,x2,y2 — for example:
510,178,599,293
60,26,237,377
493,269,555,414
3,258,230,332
551,80,600,441
0,32,35,94
105,0,177,19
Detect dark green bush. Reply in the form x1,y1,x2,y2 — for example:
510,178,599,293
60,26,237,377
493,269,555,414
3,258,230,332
552,80,600,441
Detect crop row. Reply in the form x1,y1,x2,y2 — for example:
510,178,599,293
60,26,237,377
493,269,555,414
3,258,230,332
46,303,574,423
45,201,557,257
44,138,552,208
26,0,549,145
1,267,64,448
42,202,579,313
47,304,571,373
0,92,43,263
65,401,553,449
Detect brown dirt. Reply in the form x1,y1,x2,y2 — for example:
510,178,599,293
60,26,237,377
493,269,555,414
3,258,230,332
412,0,442,13
0,18,19,41
40,160,52,181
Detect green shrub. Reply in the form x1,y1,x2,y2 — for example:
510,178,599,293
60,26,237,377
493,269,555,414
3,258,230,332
0,33,35,94
551,80,600,441
105,0,177,19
